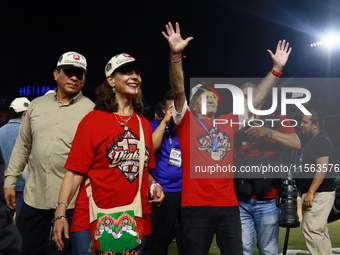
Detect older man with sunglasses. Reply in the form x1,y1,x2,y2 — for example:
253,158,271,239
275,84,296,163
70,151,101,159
4,51,94,255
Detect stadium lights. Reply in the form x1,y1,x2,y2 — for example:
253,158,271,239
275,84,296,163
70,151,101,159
310,34,340,48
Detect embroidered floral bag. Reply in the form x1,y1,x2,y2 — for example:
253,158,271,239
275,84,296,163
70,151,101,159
86,115,145,255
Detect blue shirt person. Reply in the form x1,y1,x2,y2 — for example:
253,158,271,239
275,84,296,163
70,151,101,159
0,97,30,222
147,90,182,255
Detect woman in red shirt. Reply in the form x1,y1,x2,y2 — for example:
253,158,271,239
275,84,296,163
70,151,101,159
52,53,163,254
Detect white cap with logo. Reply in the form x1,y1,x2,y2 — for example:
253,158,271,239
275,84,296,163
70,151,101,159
10,97,30,113
105,53,147,77
57,51,87,73
190,83,205,101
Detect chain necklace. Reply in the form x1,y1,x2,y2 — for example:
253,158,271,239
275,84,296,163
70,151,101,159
113,112,133,130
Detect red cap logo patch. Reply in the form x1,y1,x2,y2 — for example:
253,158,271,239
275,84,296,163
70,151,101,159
73,55,80,60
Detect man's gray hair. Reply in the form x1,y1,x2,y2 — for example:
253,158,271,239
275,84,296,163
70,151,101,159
240,82,257,90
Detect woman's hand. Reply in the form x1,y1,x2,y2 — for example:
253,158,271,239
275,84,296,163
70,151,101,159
53,214,69,251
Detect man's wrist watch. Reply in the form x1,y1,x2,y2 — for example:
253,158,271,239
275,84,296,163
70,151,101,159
266,128,273,138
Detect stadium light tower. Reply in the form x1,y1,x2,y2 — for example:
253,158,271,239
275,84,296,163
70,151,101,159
310,33,340,49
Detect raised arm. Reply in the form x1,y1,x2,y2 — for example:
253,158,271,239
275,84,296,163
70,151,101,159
162,22,193,112
251,40,292,113
152,104,173,153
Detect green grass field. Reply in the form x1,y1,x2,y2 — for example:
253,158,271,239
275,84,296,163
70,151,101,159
168,213,340,254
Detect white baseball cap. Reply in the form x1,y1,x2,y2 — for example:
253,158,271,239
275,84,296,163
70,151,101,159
190,83,204,101
57,51,87,73
10,97,30,113
105,53,147,77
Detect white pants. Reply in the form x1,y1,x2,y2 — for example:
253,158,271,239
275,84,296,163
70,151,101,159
301,191,335,255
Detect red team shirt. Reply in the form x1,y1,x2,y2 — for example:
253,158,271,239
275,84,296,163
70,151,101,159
240,114,297,199
174,103,245,207
241,115,296,159
65,110,155,235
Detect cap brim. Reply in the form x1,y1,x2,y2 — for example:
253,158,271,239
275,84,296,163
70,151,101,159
57,65,87,74
114,59,149,74
189,84,204,101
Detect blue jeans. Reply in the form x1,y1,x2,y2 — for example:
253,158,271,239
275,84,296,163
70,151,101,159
70,230,95,255
239,199,280,255
138,234,149,255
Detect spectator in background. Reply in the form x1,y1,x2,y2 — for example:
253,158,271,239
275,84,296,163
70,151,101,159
148,89,182,254
297,109,335,255
154,101,165,120
234,83,301,255
0,182,22,254
0,153,4,187
4,51,94,255
0,97,30,222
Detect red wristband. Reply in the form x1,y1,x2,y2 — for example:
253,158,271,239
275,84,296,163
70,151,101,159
171,56,186,63
271,68,282,77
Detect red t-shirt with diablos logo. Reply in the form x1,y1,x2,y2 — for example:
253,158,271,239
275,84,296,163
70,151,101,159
65,110,155,235
174,106,244,207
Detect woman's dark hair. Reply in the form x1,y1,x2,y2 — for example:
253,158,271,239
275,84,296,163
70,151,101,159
94,80,144,114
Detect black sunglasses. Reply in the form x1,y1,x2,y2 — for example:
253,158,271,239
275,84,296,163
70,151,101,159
62,68,85,80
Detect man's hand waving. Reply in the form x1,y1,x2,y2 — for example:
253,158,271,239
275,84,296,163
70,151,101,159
267,39,292,72
163,22,193,112
162,22,193,55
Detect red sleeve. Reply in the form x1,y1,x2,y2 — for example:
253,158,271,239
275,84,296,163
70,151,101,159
65,113,96,173
141,116,156,170
279,115,297,134
175,109,190,138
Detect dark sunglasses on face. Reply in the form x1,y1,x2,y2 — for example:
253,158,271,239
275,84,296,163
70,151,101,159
62,68,85,80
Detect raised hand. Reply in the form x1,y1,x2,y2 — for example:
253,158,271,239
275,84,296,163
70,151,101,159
162,22,194,54
162,104,173,124
267,40,292,72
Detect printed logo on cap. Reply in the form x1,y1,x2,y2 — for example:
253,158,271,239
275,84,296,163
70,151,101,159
106,63,112,73
73,55,80,60
195,82,223,107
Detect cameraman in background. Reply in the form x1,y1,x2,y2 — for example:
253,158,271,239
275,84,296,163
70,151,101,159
234,83,301,255
297,109,335,255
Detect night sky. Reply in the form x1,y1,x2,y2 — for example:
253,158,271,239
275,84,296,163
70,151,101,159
1,0,340,112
